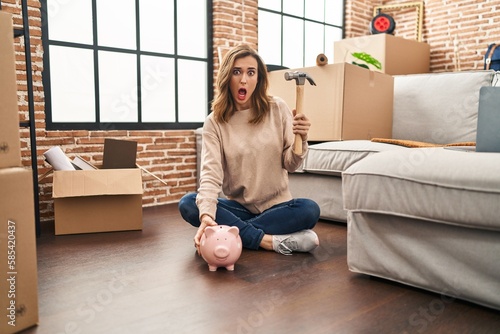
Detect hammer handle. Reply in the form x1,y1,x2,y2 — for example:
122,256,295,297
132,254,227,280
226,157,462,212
294,85,304,155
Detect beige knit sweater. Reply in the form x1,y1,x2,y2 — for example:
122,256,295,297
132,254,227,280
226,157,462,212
196,96,307,219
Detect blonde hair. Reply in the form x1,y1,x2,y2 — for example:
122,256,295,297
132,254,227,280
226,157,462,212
211,44,271,124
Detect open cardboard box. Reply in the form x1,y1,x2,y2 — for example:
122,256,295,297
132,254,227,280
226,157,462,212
47,139,173,235
0,168,39,333
268,62,393,142
50,139,143,235
52,168,143,235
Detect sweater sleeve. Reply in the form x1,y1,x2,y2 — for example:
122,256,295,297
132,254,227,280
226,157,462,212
195,116,223,220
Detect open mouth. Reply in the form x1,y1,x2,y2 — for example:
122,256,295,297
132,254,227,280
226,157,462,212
238,88,247,100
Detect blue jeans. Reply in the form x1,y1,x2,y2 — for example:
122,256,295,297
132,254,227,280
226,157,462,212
178,193,320,250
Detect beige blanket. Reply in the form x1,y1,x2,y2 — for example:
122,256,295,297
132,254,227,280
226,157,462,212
371,138,476,148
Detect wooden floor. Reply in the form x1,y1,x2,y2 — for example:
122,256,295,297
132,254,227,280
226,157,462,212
22,204,500,334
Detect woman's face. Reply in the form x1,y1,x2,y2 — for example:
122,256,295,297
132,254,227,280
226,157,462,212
229,55,258,111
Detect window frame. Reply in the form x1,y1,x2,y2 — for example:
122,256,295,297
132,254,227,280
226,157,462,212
41,0,213,131
258,0,345,69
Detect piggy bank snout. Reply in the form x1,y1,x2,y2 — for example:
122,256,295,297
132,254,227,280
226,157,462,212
214,245,230,258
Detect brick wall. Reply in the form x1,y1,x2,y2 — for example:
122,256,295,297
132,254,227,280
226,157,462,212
3,0,500,225
212,0,258,82
346,0,500,72
345,0,383,37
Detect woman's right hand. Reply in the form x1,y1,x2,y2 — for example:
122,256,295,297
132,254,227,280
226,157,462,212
194,214,218,254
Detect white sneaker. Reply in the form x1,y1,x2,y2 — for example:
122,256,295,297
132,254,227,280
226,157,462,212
272,229,319,255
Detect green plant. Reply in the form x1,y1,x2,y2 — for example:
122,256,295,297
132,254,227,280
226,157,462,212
351,52,382,70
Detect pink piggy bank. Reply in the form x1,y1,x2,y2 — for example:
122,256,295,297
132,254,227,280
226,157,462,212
200,225,242,271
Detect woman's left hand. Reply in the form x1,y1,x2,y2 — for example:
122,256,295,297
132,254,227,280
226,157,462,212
194,214,217,255
292,110,311,141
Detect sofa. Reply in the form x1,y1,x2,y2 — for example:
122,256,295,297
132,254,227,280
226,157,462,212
290,69,500,310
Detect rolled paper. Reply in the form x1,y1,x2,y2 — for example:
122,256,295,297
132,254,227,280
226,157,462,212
316,53,328,66
43,146,75,170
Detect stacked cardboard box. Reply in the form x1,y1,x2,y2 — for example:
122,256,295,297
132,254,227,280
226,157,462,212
334,34,430,75
0,11,39,334
268,63,394,142
0,168,39,333
0,11,22,169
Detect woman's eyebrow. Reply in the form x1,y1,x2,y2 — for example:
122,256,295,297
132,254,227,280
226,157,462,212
233,66,257,70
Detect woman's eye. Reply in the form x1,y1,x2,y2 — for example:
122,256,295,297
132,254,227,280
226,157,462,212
233,69,241,75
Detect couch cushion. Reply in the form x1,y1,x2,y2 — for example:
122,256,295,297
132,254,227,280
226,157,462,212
393,70,496,144
343,147,500,231
303,140,406,176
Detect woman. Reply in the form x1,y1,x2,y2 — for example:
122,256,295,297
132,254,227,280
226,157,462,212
178,44,320,255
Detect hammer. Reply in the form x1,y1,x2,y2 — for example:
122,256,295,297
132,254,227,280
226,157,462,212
284,71,317,154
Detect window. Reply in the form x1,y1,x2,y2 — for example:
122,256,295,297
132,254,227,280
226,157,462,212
258,0,344,69
41,0,212,130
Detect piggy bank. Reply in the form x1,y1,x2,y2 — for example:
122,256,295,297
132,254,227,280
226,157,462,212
200,225,242,271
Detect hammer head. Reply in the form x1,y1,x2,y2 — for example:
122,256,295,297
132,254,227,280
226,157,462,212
284,71,317,86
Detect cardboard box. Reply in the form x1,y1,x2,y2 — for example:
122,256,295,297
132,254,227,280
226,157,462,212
0,168,39,333
0,12,22,169
334,34,430,75
53,168,143,235
268,63,394,141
